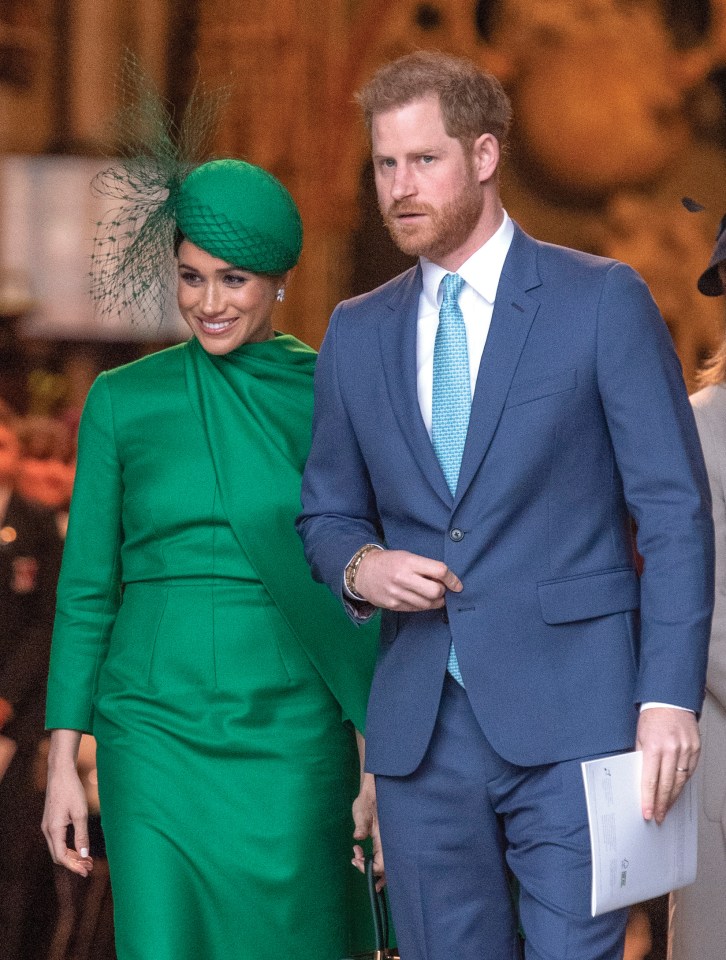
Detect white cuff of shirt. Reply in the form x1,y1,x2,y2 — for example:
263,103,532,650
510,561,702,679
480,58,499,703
639,701,693,713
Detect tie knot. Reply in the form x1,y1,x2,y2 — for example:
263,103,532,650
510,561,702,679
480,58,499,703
441,272,465,303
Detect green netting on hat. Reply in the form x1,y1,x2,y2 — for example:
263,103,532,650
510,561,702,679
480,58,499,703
89,55,227,325
175,160,303,274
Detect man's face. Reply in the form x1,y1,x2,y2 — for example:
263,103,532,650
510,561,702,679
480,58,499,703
0,425,20,487
371,97,485,266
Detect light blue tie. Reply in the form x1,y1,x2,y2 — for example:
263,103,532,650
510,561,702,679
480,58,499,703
432,272,469,686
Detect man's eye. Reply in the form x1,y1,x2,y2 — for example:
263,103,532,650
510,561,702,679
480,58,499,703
421,155,434,164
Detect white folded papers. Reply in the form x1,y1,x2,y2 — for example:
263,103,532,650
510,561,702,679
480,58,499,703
581,750,697,916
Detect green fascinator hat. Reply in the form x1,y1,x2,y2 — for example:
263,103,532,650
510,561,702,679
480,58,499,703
90,56,302,325
176,159,303,273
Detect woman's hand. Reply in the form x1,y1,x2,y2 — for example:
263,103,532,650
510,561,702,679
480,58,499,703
352,771,385,890
41,729,93,877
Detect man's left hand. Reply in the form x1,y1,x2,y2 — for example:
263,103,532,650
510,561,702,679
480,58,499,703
636,707,700,823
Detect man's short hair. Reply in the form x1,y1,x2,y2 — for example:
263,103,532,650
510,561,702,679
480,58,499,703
355,50,512,150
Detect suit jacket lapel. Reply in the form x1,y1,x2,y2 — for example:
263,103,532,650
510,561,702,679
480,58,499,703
378,265,453,507
454,227,542,508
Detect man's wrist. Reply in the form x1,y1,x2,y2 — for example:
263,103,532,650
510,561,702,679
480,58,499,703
344,543,383,602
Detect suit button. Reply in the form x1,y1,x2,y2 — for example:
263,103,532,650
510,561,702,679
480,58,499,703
450,528,464,542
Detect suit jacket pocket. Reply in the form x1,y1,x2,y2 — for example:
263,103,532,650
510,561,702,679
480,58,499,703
537,566,639,624
506,367,577,408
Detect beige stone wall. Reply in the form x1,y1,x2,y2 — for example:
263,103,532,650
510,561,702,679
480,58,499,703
0,0,170,155
195,1,356,347
0,2,55,153
2,0,725,380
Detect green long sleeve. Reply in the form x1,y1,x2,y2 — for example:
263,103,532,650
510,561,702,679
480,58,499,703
46,373,123,732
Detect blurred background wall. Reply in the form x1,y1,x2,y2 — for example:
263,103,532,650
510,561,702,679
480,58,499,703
2,0,726,409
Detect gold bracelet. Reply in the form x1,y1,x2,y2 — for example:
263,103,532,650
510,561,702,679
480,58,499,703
344,543,381,601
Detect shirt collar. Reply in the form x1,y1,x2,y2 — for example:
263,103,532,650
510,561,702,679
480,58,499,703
420,210,514,310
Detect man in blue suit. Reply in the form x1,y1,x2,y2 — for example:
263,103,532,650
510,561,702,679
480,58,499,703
297,51,713,960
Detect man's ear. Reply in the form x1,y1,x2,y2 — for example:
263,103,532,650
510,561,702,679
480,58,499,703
472,133,500,184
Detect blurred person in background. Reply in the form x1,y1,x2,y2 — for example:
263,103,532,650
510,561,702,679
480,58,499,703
0,400,63,960
669,215,726,960
17,415,76,538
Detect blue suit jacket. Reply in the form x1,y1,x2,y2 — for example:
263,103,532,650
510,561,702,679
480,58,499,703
298,225,714,775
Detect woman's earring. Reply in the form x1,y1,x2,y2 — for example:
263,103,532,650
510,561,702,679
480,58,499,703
276,287,285,303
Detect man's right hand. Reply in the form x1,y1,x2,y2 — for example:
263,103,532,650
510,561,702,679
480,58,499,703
355,549,463,611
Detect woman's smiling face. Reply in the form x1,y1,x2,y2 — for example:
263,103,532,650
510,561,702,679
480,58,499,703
177,240,287,355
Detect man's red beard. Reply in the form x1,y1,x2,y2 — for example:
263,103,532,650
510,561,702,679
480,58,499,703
381,186,484,262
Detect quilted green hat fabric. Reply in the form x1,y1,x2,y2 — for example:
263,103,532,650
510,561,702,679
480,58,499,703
176,159,303,273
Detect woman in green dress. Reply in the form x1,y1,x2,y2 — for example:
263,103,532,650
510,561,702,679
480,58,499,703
42,158,380,960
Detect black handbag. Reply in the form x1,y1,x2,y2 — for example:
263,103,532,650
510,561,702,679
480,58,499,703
342,858,399,960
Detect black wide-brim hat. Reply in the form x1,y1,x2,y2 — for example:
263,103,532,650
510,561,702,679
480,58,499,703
698,214,726,296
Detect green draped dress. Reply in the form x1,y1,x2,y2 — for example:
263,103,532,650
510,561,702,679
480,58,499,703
46,335,379,960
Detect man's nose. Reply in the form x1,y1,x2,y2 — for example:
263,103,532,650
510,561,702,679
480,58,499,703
390,165,415,201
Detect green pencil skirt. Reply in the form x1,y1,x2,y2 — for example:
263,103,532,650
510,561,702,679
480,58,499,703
93,579,367,960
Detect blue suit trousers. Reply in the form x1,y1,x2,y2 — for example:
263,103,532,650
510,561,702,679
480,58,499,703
375,676,628,960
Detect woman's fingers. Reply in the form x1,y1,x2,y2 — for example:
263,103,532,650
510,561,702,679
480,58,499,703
66,848,94,877
71,811,92,865
42,755,93,876
351,842,366,874
43,810,93,876
350,774,386,889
